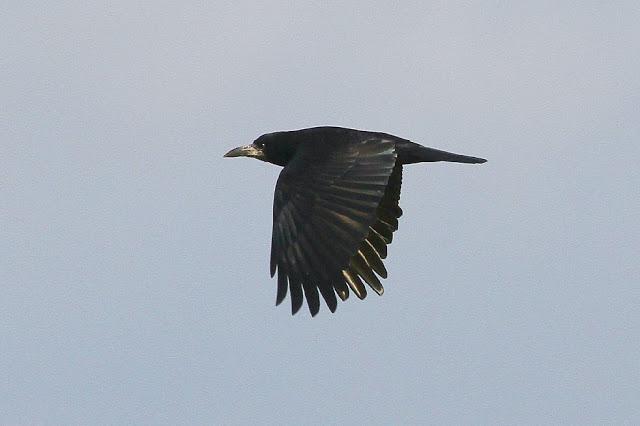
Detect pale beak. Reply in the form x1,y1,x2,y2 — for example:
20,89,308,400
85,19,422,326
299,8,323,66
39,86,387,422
223,144,263,158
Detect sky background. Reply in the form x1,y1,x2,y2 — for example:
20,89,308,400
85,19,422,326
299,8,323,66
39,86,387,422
3,1,639,424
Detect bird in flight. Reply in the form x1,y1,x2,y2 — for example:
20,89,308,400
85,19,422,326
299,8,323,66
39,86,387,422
224,126,486,316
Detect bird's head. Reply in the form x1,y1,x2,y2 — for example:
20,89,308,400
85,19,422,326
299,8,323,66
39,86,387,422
223,132,295,166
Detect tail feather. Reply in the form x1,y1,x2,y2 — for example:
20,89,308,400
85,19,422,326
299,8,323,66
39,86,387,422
420,147,487,164
396,140,487,164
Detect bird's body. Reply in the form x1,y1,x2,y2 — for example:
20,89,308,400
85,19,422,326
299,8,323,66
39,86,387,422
225,126,486,316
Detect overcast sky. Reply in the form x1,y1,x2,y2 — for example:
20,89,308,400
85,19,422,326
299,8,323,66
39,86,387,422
3,1,639,424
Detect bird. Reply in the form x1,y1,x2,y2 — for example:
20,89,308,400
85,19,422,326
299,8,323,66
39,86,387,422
224,126,486,316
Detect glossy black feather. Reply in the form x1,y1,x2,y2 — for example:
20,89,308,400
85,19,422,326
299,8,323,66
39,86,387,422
270,136,397,314
317,281,338,313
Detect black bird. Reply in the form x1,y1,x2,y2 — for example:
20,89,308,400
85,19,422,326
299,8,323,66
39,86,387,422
224,126,486,316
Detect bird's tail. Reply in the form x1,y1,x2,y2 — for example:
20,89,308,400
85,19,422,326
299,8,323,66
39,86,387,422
397,141,487,164
417,146,487,164
396,139,487,164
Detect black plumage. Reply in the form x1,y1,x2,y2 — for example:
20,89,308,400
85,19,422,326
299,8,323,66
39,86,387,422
224,126,486,316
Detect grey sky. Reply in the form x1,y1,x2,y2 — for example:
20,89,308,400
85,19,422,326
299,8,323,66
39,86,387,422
3,1,639,424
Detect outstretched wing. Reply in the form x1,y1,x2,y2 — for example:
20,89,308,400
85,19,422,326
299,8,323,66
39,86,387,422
270,137,403,316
